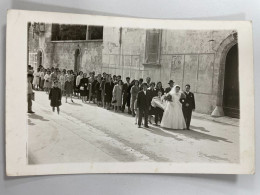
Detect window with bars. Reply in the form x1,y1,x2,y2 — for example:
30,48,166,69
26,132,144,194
145,29,161,64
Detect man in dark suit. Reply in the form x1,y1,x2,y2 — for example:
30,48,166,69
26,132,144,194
147,82,157,124
137,83,150,128
165,80,175,94
182,84,195,130
122,77,132,114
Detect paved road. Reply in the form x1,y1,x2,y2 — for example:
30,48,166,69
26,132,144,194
28,91,239,164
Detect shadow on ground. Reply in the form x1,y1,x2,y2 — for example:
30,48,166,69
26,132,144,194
146,125,232,143
28,113,49,121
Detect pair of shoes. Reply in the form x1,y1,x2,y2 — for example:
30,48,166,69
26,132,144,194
27,111,35,114
138,125,141,128
144,125,149,128
71,100,74,103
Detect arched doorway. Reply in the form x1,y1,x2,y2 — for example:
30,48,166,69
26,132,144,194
223,44,239,118
37,50,43,68
74,48,81,73
211,32,238,118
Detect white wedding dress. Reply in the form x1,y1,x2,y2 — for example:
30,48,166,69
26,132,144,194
160,86,187,130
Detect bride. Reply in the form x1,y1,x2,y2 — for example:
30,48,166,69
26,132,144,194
160,85,187,130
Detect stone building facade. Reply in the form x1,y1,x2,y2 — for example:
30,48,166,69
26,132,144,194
28,23,239,117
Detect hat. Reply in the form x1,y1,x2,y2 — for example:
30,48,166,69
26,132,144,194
168,80,174,84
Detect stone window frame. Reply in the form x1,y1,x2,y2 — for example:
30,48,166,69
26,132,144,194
143,29,162,66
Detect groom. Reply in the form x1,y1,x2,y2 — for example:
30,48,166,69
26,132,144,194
182,84,195,130
137,83,150,128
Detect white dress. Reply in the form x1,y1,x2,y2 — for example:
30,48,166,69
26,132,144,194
161,90,186,130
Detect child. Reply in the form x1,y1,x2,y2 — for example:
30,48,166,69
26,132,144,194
49,80,62,114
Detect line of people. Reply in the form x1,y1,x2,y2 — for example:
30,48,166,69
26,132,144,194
27,65,195,129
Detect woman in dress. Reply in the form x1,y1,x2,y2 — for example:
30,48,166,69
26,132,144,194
130,80,140,117
75,71,83,99
104,75,114,110
59,71,66,95
95,76,102,106
64,70,74,103
44,70,52,94
112,80,123,112
79,73,89,103
156,81,165,95
40,68,45,91
33,68,41,90
161,85,186,130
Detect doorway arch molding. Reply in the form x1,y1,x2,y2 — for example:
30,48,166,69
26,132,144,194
211,32,238,117
37,48,44,68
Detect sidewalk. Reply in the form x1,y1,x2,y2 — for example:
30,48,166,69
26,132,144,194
193,112,239,127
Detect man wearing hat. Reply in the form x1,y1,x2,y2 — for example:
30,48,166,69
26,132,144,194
165,80,175,94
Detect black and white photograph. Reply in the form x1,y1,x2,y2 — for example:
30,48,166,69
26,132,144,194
27,23,240,164
5,10,254,175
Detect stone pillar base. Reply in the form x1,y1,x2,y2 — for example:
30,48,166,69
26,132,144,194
211,106,224,117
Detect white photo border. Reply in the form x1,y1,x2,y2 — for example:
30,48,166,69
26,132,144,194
5,9,255,176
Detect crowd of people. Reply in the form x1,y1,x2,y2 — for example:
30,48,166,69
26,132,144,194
27,64,195,130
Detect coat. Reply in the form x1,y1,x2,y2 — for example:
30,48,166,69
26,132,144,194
49,87,62,107
182,92,195,110
136,90,150,111
113,84,123,106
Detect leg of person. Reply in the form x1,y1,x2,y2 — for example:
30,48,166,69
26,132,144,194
159,108,164,124
52,107,55,112
144,109,149,127
154,107,159,125
182,108,188,128
186,109,192,130
27,94,33,113
138,109,143,127
122,95,126,112
135,110,138,124
57,106,60,114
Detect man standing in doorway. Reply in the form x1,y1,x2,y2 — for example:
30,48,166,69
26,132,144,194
182,84,195,130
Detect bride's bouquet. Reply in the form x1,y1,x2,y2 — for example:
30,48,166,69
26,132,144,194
164,93,173,102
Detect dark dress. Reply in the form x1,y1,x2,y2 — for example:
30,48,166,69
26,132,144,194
95,81,102,101
156,87,165,95
49,87,62,107
79,78,89,97
65,81,73,95
105,81,114,103
147,88,157,115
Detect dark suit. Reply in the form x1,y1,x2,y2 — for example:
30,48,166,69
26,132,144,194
182,91,195,129
165,87,173,94
137,90,150,127
122,82,132,112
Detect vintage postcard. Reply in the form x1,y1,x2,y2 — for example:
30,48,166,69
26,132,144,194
5,9,254,176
